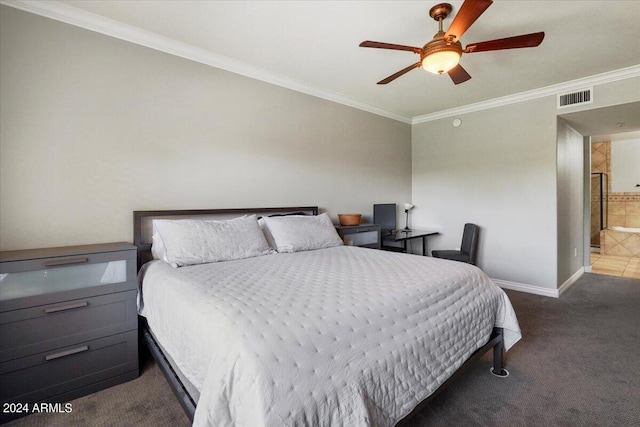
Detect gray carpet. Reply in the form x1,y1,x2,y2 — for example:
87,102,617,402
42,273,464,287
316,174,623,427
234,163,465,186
6,273,640,426
403,273,640,427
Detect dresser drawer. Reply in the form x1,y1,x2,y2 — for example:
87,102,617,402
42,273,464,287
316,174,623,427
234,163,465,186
0,290,137,362
0,244,136,312
1,330,138,402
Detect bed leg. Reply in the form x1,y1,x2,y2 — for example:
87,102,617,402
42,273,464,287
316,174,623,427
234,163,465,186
490,328,509,377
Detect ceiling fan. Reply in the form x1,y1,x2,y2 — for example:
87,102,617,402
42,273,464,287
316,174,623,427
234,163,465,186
359,0,544,85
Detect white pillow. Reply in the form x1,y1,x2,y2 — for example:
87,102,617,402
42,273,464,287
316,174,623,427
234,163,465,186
257,217,276,250
151,220,170,262
151,231,169,263
262,213,343,253
152,215,271,267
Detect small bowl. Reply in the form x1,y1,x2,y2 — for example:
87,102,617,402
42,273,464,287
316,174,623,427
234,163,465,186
338,213,362,226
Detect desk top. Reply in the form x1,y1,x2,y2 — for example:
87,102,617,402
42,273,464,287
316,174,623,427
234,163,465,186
382,229,439,242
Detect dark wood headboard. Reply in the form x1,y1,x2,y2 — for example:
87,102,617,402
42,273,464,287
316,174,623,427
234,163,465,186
133,206,319,269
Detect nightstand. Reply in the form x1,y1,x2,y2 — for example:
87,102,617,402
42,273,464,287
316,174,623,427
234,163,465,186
335,224,381,249
0,242,139,422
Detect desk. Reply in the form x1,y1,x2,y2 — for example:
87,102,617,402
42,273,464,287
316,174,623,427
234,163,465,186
382,229,439,256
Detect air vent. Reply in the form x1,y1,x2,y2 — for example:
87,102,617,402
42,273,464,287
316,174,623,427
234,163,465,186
557,88,593,109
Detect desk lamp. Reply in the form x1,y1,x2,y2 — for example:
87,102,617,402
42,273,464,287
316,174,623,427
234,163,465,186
403,203,414,231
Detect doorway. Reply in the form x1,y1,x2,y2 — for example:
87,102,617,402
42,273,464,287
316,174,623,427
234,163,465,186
559,101,640,279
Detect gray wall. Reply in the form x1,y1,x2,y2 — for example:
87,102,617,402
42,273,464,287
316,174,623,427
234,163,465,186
412,98,559,290
0,6,411,250
583,136,592,272
412,76,640,293
556,118,584,285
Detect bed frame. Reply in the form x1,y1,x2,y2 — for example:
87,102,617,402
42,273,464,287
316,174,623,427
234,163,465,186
133,206,507,425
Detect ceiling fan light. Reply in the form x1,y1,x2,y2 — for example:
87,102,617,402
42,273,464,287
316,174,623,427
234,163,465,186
422,50,461,74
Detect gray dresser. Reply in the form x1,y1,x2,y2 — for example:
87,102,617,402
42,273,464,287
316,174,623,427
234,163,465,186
0,242,139,422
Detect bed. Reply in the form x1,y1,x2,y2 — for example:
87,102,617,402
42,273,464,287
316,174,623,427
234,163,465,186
133,207,521,426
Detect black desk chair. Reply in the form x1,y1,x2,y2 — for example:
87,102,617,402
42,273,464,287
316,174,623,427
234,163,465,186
432,223,479,265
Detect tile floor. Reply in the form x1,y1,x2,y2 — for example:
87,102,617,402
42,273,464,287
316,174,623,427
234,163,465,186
590,253,640,279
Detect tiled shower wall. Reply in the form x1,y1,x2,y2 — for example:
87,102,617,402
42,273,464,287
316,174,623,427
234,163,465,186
608,194,640,228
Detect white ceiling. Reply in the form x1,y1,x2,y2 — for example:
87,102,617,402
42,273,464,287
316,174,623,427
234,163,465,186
6,0,640,122
560,102,640,138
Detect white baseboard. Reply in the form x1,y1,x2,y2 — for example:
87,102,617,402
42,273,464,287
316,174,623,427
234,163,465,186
492,267,585,298
491,278,559,298
558,267,584,296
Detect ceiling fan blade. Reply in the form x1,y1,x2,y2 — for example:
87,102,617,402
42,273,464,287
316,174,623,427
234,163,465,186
444,0,493,43
377,62,421,85
448,64,472,85
360,40,422,54
465,32,545,52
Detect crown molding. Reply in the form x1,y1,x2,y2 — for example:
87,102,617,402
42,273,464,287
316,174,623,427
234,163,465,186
1,0,413,124
412,65,640,124
3,0,638,126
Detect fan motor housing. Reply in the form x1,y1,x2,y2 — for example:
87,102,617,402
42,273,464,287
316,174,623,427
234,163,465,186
421,31,463,61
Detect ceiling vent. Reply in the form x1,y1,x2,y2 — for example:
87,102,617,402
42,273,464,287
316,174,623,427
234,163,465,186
557,87,593,109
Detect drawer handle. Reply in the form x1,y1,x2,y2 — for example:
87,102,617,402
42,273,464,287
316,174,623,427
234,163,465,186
44,301,89,314
43,257,89,267
45,345,89,361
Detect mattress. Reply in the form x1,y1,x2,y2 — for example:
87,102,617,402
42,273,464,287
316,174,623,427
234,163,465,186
139,245,520,426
